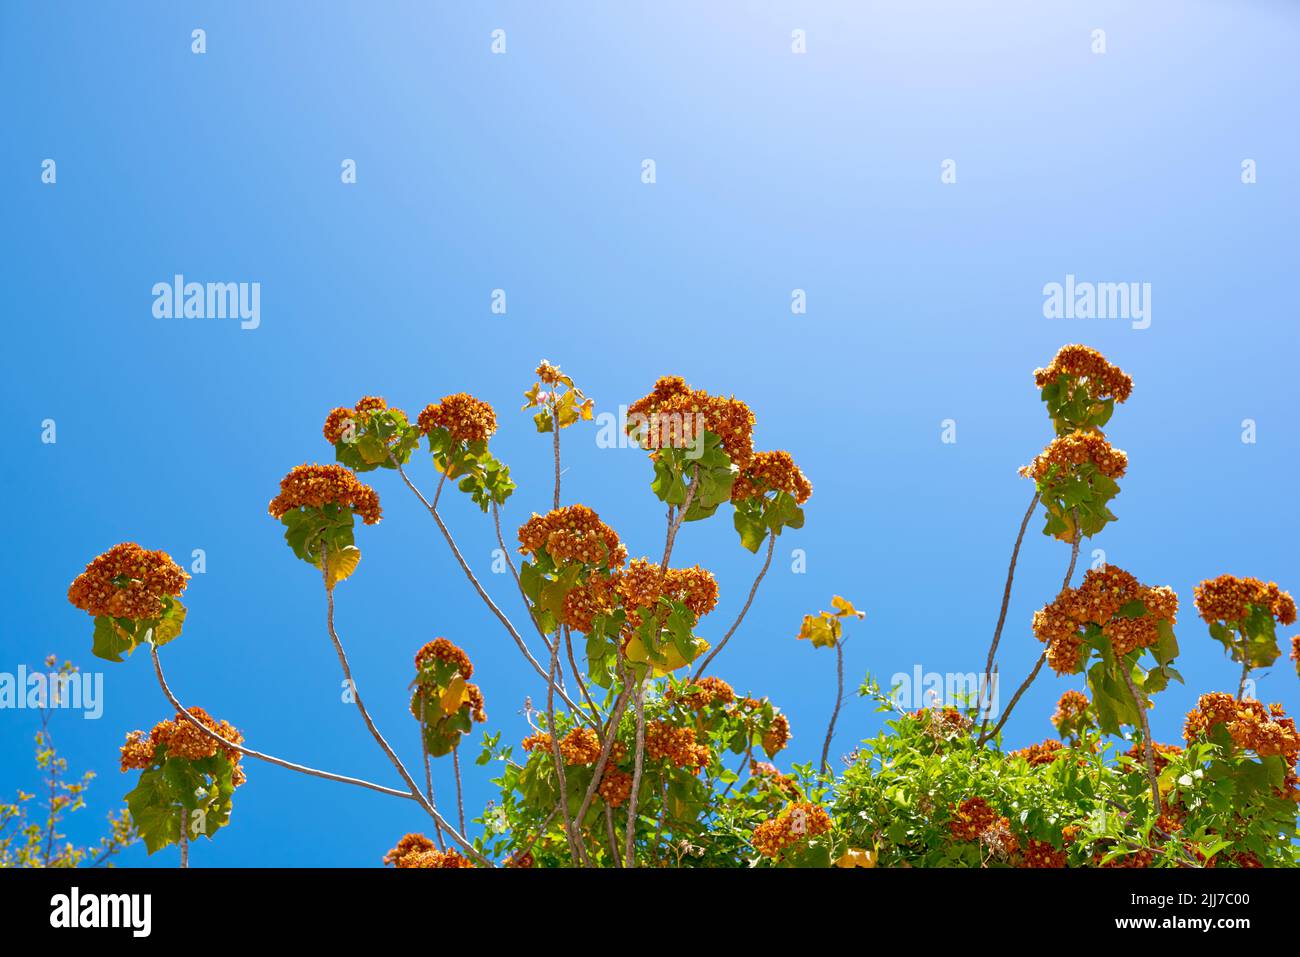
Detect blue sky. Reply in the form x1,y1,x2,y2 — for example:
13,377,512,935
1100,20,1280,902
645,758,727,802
2,1,1297,866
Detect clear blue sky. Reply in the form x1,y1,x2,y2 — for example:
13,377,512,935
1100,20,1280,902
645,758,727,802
2,1,1297,866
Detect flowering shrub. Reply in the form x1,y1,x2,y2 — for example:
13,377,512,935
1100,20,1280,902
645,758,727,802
61,345,1299,867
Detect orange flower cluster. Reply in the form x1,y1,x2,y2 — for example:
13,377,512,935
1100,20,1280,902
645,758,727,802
1020,430,1128,483
598,768,633,808
645,721,711,770
68,543,190,621
627,376,756,468
1052,690,1090,734
383,833,473,868
522,727,616,766
322,395,397,445
1183,693,1300,762
1021,838,1067,868
731,451,813,505
517,505,627,568
1125,741,1183,774
120,707,245,785
559,572,619,633
417,393,498,444
979,817,1020,857
667,676,735,710
761,712,791,757
948,797,999,842
268,464,382,525
1033,344,1133,403
750,802,832,859
414,637,473,679
1293,635,1300,675
505,850,535,868
1193,575,1296,627
1013,740,1065,766
617,559,720,620
1032,565,1178,674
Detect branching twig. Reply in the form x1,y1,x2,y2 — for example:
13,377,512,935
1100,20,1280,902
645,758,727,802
695,530,776,678
623,677,649,867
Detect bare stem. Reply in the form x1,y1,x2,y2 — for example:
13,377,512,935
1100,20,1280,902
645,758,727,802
545,636,583,865
623,677,649,867
452,745,467,837
573,679,633,829
552,403,561,509
179,809,189,869
695,530,776,679
977,491,1040,740
1120,665,1162,811
820,640,845,774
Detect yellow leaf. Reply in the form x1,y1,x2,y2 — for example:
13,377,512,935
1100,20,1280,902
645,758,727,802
831,595,865,620
835,848,877,868
441,676,470,713
321,545,361,589
797,613,840,648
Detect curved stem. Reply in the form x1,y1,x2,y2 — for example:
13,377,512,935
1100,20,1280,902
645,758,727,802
179,809,189,869
393,457,583,714
421,736,445,851
977,491,1040,739
319,545,488,864
149,644,413,802
545,637,583,865
820,641,845,774
492,501,556,654
695,530,776,679
552,403,561,509
452,744,467,837
623,677,649,867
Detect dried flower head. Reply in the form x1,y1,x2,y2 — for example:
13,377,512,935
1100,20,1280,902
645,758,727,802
121,707,245,786
668,676,736,710
1021,838,1067,869
1052,690,1091,735
268,464,381,525
414,637,473,680
751,802,832,859
517,505,626,568
68,543,190,621
731,451,813,505
417,393,498,444
323,396,401,445
1193,575,1296,627
1034,344,1133,403
627,376,756,468
1184,693,1300,763
1020,430,1128,483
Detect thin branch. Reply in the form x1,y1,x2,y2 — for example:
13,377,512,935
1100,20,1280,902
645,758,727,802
392,456,583,714
179,809,189,869
1120,665,1162,811
977,491,1040,740
695,530,777,679
820,640,845,774
552,403,561,509
573,679,633,830
623,677,649,867
545,637,583,866
452,745,467,837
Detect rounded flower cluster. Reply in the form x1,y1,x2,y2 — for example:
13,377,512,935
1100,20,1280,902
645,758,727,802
750,802,832,859
1020,430,1128,483
1183,693,1300,762
120,707,245,785
597,767,633,808
521,727,616,767
761,712,792,757
1032,565,1178,674
268,464,382,525
1052,690,1091,734
383,833,472,868
627,376,756,468
1021,838,1067,868
979,817,1020,858
322,395,397,445
517,505,626,568
614,559,720,624
731,450,813,505
68,543,190,621
1292,635,1300,675
668,676,735,710
1012,740,1065,766
1033,344,1134,403
414,637,473,679
948,797,999,842
645,722,710,771
417,393,498,444
560,572,619,633
1193,575,1296,627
